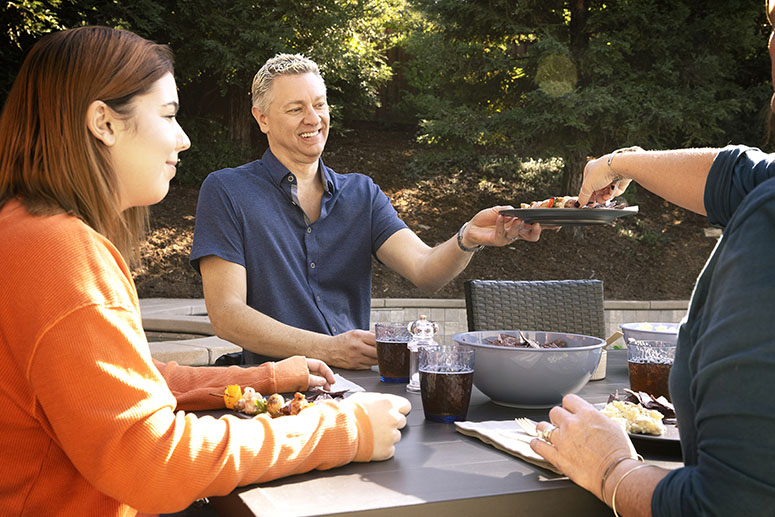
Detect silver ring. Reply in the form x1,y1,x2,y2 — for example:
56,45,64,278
539,424,558,444
507,235,519,242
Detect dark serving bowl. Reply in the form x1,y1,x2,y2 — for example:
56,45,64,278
452,330,605,408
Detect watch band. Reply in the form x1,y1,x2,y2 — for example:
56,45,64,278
457,222,485,252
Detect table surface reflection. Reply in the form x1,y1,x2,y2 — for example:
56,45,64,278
209,350,682,517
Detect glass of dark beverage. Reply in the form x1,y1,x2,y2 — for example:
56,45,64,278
419,345,475,422
627,340,676,401
375,322,411,383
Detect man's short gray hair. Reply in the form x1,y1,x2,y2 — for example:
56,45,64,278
251,53,323,112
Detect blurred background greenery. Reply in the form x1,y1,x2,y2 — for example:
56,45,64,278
3,0,772,194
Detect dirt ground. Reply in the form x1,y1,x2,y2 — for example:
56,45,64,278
134,126,718,301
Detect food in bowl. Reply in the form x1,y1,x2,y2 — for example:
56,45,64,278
452,330,605,408
487,332,567,348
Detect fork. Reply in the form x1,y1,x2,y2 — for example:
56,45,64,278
515,417,539,437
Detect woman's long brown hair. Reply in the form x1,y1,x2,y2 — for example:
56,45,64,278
0,26,173,265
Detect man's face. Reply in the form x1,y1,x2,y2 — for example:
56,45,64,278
252,72,329,169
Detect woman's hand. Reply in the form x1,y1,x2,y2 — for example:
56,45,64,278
343,392,412,461
306,358,335,390
577,155,633,207
530,394,637,499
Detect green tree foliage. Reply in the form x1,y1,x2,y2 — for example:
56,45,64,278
1,1,62,99
1,0,408,184
402,0,772,193
155,0,409,183
3,0,771,191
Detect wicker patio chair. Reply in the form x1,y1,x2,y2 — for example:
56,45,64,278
464,279,605,337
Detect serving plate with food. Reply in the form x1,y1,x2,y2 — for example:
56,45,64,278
499,196,638,225
218,374,363,419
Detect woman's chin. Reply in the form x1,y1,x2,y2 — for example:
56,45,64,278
140,184,171,208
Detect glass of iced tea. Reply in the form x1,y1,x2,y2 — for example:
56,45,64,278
375,322,411,383
627,340,676,401
419,344,475,422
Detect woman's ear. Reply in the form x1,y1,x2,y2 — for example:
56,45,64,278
86,100,117,146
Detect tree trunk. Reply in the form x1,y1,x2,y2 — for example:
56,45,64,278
569,0,589,61
562,150,590,240
561,0,590,196
228,85,253,149
562,150,587,195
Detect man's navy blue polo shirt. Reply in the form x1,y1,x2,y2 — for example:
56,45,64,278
190,148,407,364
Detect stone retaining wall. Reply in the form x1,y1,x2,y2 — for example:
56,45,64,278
141,298,689,364
370,299,689,346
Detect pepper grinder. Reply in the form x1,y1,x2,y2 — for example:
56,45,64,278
406,315,439,393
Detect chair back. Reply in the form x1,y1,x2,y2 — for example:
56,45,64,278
464,279,605,337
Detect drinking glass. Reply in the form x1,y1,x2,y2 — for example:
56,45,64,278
627,340,675,401
375,322,411,383
419,345,475,422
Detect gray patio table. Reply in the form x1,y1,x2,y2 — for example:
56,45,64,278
209,349,682,516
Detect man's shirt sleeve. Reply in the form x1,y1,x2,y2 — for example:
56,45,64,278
190,173,246,274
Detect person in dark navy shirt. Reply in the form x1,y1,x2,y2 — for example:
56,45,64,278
191,53,543,368
527,3,775,514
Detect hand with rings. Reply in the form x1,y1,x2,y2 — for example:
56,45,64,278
538,423,558,444
528,394,642,502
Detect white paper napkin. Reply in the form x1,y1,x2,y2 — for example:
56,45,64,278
330,374,365,394
455,420,562,474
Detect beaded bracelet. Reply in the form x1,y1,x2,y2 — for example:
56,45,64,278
456,222,484,253
611,463,653,517
600,454,643,504
607,146,644,178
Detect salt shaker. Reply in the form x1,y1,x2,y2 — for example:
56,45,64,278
406,315,439,393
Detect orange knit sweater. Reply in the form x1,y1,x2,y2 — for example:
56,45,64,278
0,200,373,516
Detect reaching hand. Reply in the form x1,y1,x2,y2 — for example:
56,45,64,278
325,330,378,370
343,392,412,461
305,358,335,390
577,155,633,207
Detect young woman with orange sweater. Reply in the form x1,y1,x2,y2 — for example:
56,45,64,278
0,26,410,516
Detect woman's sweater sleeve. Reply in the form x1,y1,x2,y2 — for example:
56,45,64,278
154,356,310,410
27,304,372,514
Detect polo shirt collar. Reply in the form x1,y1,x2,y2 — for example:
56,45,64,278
261,148,335,194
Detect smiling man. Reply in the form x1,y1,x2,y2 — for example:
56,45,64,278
190,53,543,369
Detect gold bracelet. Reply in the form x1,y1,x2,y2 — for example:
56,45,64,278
607,146,644,178
600,454,643,505
611,463,653,517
